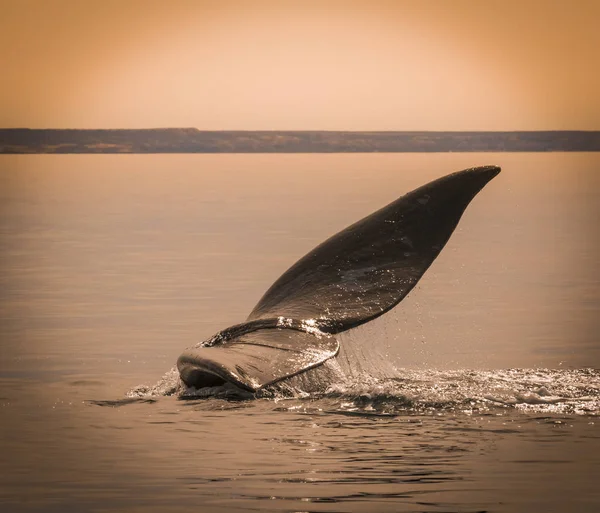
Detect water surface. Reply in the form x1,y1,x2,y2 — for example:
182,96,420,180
0,153,598,512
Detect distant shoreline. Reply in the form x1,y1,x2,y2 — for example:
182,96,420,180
1,128,600,153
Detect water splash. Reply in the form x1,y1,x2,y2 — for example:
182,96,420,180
126,363,599,416
127,367,181,398
317,368,600,416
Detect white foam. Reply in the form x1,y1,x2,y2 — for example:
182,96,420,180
126,364,600,416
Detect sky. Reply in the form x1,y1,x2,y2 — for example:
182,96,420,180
1,0,599,130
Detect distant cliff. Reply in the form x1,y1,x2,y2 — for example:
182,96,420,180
1,128,599,153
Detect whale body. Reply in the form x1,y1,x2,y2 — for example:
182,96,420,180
177,165,501,392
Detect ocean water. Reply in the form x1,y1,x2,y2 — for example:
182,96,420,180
0,153,598,512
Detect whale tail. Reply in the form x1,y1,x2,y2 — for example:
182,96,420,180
178,166,501,392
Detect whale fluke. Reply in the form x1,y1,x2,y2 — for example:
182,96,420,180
178,166,501,392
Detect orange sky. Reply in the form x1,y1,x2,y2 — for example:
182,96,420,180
2,0,599,130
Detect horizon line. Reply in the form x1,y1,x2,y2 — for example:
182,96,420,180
4,129,599,153
3,128,600,133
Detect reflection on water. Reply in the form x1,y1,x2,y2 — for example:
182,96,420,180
0,153,598,512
